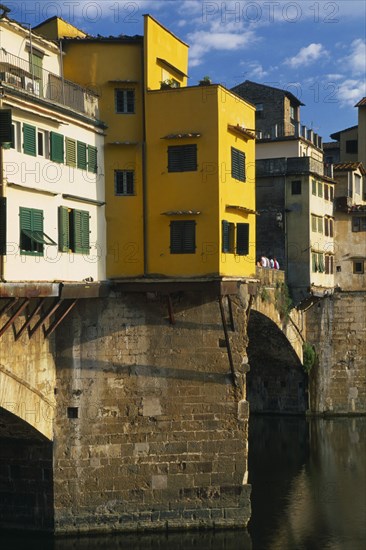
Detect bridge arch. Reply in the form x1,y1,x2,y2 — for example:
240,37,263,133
247,309,308,414
0,365,54,441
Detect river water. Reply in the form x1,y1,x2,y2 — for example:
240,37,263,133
1,416,365,549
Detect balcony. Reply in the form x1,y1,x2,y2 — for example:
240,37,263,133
256,121,323,150
256,157,332,178
0,49,98,118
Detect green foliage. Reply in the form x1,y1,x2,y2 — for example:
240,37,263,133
259,286,271,303
199,75,212,85
303,342,317,374
274,282,292,320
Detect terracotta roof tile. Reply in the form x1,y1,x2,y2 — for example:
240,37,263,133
355,97,366,107
333,162,366,175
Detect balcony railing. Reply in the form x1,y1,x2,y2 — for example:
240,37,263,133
256,157,333,178
256,121,323,150
0,48,99,118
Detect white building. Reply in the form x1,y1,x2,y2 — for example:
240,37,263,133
0,12,106,286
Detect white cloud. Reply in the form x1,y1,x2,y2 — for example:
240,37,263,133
343,39,366,76
242,62,269,80
325,74,343,81
337,79,366,107
187,29,255,67
285,43,328,68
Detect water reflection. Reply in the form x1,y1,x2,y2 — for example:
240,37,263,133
248,416,366,550
1,417,365,549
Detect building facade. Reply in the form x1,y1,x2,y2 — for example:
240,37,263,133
0,13,106,284
333,162,366,290
233,81,335,304
35,15,256,280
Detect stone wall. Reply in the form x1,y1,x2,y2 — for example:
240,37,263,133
53,287,251,533
306,292,366,414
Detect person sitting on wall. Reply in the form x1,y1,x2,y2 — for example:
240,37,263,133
261,255,269,268
269,256,274,268
273,257,280,269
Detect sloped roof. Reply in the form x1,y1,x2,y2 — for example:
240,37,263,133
355,97,366,107
333,162,365,175
231,80,305,106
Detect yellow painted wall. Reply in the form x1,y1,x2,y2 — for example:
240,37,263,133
60,39,145,277
145,85,256,278
34,17,87,40
218,88,256,277
144,15,189,91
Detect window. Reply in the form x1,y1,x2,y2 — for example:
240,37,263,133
29,50,43,96
329,218,334,237
255,103,263,119
312,179,317,195
115,89,135,114
231,147,246,182
168,145,197,172
311,214,317,232
65,138,76,167
352,216,366,232
222,220,235,253
312,252,324,273
355,174,361,196
170,220,196,253
346,140,357,154
291,180,301,195
115,170,134,195
353,261,364,274
290,105,296,122
317,217,323,233
23,123,36,156
37,130,48,157
324,184,329,201
87,145,98,174
325,255,334,275
324,217,334,237
0,197,6,255
19,207,56,255
236,223,249,255
77,141,87,170
318,181,323,198
58,206,90,254
50,131,64,163
329,186,334,201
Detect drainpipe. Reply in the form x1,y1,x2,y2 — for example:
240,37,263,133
141,40,148,276
0,0,10,282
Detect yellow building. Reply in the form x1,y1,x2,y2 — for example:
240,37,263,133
35,15,256,279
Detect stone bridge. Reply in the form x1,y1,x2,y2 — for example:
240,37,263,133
4,275,361,534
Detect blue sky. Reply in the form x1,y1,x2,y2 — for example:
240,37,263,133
5,0,366,141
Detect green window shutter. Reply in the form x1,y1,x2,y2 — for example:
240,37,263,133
170,220,196,254
77,141,87,170
73,209,90,254
231,147,246,182
236,223,249,255
87,145,98,174
319,254,325,272
58,206,70,252
0,197,6,255
312,253,316,272
50,131,64,163
19,207,43,254
168,145,197,172
0,109,13,145
65,138,76,167
23,123,36,156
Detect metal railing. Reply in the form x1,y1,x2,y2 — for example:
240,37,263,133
256,121,323,150
0,48,99,118
256,157,332,178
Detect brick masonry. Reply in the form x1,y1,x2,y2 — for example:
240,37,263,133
306,292,366,414
52,287,251,533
